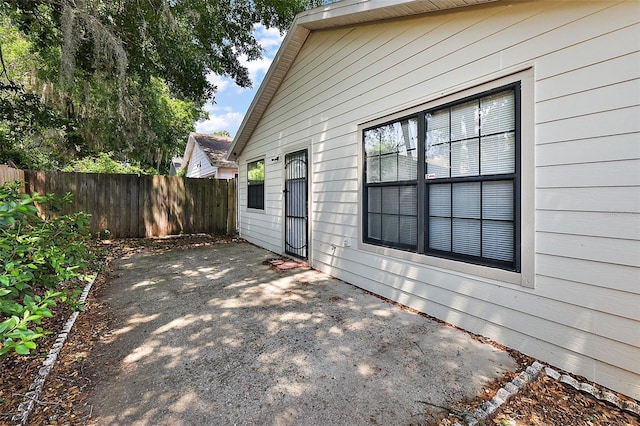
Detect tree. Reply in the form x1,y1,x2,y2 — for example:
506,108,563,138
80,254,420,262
0,18,78,169
0,0,327,172
0,79,78,170
0,13,200,172
62,152,154,174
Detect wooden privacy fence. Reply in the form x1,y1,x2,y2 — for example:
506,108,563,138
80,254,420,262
0,165,25,187
17,171,236,238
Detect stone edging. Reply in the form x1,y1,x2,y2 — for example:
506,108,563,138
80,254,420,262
12,272,99,425
454,361,640,426
546,366,640,417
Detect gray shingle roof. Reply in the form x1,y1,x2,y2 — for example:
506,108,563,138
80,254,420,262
191,133,237,168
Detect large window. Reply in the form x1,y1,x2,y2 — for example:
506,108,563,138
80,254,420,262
363,83,520,271
247,159,264,210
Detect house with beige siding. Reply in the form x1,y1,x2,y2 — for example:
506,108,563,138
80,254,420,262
227,0,640,399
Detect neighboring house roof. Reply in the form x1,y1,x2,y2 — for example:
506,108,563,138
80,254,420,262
182,133,237,172
169,156,183,176
227,0,498,160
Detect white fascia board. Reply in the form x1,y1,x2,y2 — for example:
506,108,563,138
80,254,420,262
179,134,196,173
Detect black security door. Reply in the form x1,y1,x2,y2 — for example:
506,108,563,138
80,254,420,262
284,150,308,259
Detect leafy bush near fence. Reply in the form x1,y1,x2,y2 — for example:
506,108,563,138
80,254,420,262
0,181,94,357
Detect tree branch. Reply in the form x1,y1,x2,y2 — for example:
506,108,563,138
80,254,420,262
0,42,16,84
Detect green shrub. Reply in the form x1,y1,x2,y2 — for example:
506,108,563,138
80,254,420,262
0,181,94,357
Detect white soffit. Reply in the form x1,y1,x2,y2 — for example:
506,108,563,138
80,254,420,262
228,0,499,160
298,0,499,30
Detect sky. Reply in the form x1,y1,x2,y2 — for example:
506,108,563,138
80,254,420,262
194,24,285,137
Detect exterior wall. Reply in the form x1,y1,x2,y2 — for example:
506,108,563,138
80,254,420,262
186,142,217,178
238,152,288,254
216,167,238,180
237,1,640,397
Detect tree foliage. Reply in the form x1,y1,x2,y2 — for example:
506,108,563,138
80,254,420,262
62,152,154,175
0,0,325,172
0,80,77,169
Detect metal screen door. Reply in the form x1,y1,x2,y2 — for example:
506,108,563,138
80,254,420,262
284,150,308,259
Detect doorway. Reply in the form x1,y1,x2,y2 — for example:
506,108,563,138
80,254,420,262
284,150,308,259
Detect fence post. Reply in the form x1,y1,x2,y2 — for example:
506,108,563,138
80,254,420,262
227,179,236,235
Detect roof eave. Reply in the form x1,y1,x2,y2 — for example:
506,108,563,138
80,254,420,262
179,134,197,172
227,20,310,161
227,0,499,161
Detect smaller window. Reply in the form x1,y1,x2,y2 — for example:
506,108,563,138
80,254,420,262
247,159,265,210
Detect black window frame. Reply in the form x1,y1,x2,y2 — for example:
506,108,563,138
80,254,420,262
247,159,265,210
363,82,521,272
363,116,420,251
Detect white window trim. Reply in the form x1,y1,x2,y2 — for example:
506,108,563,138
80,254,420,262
357,68,535,288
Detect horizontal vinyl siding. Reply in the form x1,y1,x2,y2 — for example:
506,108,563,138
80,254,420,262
537,186,639,213
186,144,216,178
237,153,284,254
256,3,637,142
537,133,639,166
239,0,640,398
537,210,640,241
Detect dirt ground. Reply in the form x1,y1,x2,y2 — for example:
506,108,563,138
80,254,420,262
2,236,638,425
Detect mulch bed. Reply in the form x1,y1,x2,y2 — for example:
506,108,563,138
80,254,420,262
1,235,638,425
484,370,639,426
0,303,71,424
436,365,639,425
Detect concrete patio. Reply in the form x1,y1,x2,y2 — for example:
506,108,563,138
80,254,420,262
86,241,517,425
